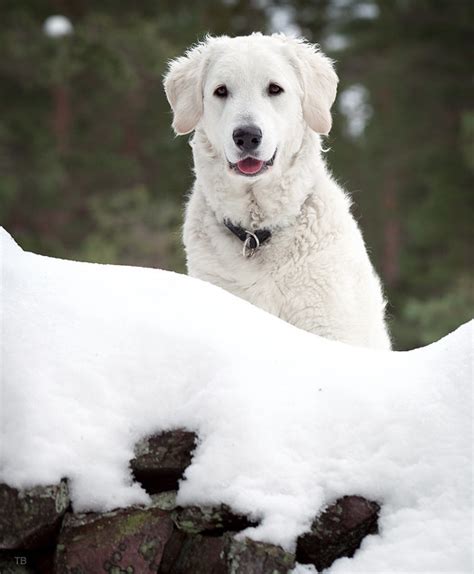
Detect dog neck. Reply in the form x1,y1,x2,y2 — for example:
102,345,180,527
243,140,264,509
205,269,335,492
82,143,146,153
191,127,327,230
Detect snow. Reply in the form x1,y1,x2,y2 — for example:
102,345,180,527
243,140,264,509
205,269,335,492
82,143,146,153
43,15,73,38
1,227,472,572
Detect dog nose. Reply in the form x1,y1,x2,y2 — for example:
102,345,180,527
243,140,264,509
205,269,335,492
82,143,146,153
233,126,262,152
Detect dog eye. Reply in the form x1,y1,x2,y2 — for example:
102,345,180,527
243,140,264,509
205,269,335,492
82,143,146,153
268,83,284,96
214,85,228,98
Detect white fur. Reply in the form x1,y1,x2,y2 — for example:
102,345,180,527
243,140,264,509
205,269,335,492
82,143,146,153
164,33,390,349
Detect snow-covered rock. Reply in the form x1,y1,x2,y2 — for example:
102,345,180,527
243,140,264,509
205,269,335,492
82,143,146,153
0,227,472,572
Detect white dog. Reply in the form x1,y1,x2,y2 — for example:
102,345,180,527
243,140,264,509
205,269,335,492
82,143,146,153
164,33,391,349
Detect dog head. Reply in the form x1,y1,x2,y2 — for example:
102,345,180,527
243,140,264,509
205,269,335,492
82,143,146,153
164,33,338,178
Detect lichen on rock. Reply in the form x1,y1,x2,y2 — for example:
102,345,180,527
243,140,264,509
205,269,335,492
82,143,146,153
54,505,173,573
0,480,70,550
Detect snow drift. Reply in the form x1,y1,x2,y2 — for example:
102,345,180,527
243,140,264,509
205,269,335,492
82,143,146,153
0,227,472,572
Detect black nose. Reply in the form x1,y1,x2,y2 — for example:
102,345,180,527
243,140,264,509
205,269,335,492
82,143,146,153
233,125,262,152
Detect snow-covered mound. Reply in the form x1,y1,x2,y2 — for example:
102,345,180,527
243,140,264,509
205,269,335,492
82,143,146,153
0,227,472,572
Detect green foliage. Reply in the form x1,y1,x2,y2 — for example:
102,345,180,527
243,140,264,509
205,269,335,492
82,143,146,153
395,277,474,348
78,185,185,271
0,0,472,349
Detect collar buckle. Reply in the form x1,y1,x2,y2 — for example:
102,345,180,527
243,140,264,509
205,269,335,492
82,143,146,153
223,218,272,258
243,231,260,258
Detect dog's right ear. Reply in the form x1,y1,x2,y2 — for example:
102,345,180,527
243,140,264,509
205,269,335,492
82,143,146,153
164,41,209,135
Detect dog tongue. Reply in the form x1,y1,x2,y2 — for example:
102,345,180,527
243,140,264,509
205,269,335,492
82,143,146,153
237,158,264,175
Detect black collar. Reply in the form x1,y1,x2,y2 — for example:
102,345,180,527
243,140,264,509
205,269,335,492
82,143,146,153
223,218,272,257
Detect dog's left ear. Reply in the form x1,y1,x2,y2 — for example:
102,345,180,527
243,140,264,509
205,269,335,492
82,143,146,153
164,40,209,135
282,37,339,135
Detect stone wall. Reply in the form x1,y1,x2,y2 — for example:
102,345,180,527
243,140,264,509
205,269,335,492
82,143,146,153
0,430,380,573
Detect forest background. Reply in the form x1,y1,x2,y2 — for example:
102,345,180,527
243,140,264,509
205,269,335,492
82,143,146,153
1,0,472,349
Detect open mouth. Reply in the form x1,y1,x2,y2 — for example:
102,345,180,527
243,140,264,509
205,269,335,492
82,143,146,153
228,150,276,176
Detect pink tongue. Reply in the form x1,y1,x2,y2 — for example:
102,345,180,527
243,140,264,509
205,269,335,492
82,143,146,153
237,158,264,175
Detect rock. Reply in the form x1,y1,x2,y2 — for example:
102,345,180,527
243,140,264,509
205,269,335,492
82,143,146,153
131,430,197,493
152,489,253,534
225,536,295,574
55,506,173,573
296,495,380,571
0,481,69,550
159,531,227,574
172,504,254,534
157,528,187,573
151,490,178,512
159,531,295,574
